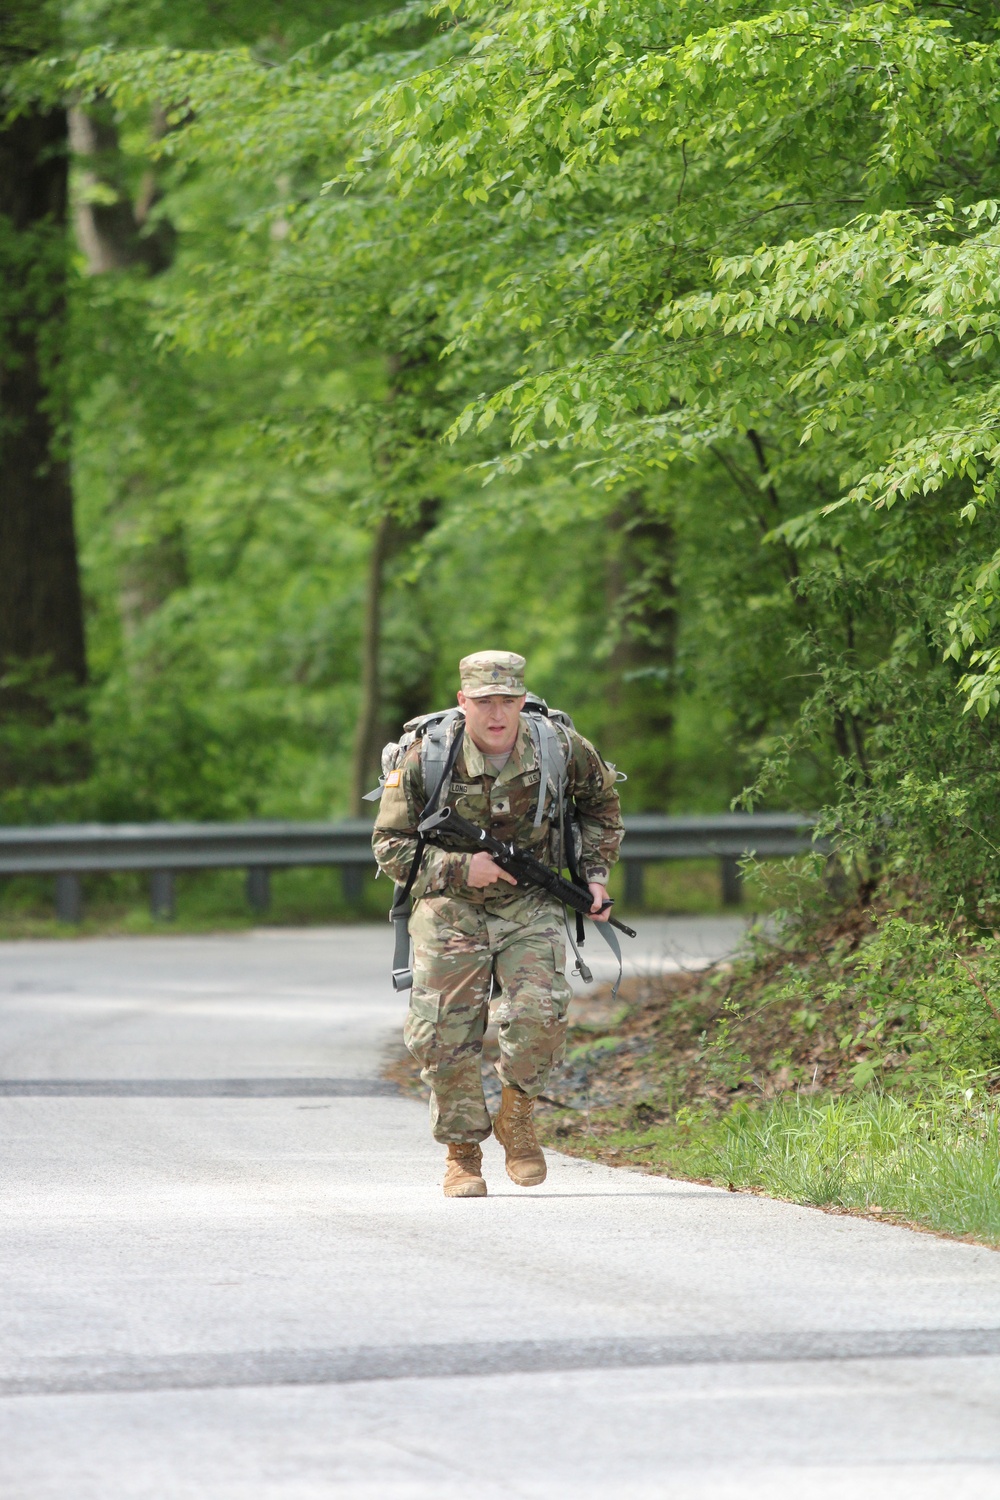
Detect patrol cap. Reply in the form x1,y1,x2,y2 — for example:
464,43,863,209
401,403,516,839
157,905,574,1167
459,650,526,699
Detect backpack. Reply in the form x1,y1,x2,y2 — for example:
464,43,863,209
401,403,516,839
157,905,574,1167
364,693,573,832
366,695,590,992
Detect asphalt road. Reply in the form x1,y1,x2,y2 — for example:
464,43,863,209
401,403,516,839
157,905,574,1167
2,919,1000,1499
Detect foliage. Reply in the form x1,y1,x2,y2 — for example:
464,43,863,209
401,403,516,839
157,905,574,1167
5,0,1000,920
754,913,1000,1090
0,0,689,826
339,0,1000,904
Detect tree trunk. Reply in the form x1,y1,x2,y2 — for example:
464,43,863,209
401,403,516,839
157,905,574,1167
68,103,174,275
349,497,442,814
352,344,445,813
604,494,678,811
69,101,182,680
351,514,393,815
0,106,87,708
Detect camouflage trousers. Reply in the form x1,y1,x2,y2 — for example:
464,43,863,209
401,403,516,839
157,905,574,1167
404,889,572,1144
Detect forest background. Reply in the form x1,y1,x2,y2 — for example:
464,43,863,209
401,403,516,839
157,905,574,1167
4,0,1000,930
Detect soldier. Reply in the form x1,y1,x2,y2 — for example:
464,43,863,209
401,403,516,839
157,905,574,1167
372,650,624,1198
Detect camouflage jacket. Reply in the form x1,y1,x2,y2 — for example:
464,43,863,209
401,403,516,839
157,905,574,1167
372,715,624,907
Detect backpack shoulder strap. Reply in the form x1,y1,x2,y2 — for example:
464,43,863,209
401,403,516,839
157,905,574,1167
526,713,570,828
389,717,464,994
420,708,464,809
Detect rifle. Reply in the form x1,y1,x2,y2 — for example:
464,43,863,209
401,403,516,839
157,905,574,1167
417,804,637,940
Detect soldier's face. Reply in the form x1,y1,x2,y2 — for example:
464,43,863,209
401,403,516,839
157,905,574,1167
457,692,526,754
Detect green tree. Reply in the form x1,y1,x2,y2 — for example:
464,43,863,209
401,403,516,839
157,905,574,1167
38,0,1000,885
342,0,1000,901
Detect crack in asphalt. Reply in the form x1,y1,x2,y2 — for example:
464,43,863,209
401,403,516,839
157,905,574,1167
0,1079,398,1097
4,1329,1000,1398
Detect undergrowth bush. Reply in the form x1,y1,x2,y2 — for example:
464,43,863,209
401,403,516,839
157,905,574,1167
761,914,1000,1092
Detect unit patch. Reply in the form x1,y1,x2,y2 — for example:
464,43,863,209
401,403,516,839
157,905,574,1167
385,768,402,788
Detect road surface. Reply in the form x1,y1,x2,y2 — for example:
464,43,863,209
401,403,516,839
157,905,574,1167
1,919,999,1498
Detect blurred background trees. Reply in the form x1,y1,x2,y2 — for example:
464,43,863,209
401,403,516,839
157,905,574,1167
1,0,703,830
4,1,1000,921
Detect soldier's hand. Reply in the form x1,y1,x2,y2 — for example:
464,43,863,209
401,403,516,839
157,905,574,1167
588,882,612,921
468,852,518,889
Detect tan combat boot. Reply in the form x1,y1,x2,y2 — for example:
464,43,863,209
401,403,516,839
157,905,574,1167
493,1084,547,1186
443,1142,487,1198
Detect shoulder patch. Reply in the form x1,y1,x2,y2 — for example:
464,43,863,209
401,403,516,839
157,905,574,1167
385,768,402,788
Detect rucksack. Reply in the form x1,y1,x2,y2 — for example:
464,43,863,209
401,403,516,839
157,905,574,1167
366,695,591,992
363,693,574,826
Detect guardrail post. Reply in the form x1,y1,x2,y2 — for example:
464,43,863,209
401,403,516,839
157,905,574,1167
623,860,644,908
55,873,82,924
246,867,271,914
342,865,364,905
149,870,175,920
721,856,743,906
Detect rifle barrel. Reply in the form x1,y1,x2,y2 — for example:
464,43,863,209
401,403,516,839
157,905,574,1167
610,916,638,939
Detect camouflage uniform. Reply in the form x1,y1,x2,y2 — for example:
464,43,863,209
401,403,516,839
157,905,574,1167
372,668,623,1144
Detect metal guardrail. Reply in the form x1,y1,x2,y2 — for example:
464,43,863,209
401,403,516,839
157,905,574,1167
0,813,824,922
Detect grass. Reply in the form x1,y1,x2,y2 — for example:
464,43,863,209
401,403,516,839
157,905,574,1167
561,1089,1000,1246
